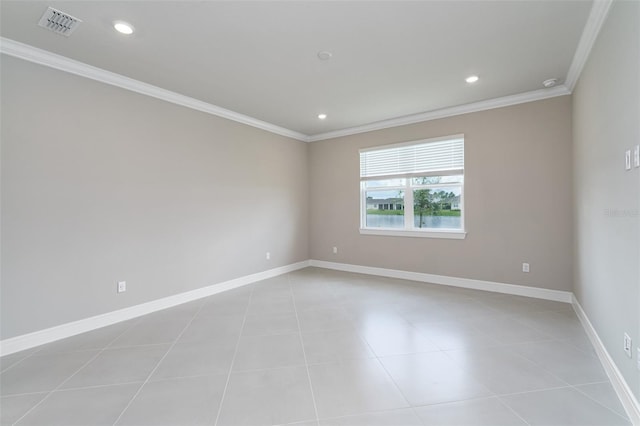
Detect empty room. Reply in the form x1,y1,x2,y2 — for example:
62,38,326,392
1,1,638,425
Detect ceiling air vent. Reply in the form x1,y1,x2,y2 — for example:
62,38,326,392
38,7,82,37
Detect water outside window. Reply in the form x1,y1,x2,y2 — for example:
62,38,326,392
365,189,404,228
413,186,462,229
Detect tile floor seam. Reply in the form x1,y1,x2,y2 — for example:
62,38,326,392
229,363,309,375
0,390,49,399
507,319,566,339
145,370,235,384
10,318,139,425
441,343,577,393
407,394,534,426
241,330,305,338
441,347,581,401
37,380,146,393
289,274,321,425
571,379,611,386
495,387,633,425
570,383,634,422
212,284,255,426
356,327,424,420
494,393,532,426
0,356,32,375
110,301,208,426
101,341,179,351
495,384,573,398
313,405,426,425
1,334,83,374
500,341,602,389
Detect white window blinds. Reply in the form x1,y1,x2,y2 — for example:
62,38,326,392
360,136,464,179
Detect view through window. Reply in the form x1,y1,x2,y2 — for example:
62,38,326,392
360,135,464,236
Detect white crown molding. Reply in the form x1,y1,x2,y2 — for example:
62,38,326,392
572,296,640,425
2,6,606,146
564,0,613,92
0,37,309,142
0,260,310,356
307,85,571,142
309,259,572,302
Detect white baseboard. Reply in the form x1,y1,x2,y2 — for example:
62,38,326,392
309,260,572,303
572,296,640,425
0,260,310,357
3,257,638,424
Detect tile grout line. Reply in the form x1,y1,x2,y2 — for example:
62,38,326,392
110,302,207,426
289,273,321,425
496,384,575,398
340,280,429,424
1,321,101,375
570,383,633,422
0,352,36,375
490,340,615,407
438,343,579,401
494,395,532,426
370,354,428,424
494,382,632,425
10,319,140,426
212,284,255,426
315,396,530,426
439,340,594,403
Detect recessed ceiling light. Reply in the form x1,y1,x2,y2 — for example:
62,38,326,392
317,51,332,61
318,114,327,120
113,21,134,35
543,78,558,88
465,75,479,84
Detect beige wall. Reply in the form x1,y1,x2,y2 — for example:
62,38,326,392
572,0,640,399
309,96,573,291
0,56,309,339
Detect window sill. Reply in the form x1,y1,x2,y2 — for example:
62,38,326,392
359,228,467,239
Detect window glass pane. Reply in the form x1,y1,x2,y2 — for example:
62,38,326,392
413,186,462,229
412,175,464,185
364,178,406,188
365,190,404,228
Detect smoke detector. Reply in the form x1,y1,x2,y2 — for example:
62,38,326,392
38,7,82,37
317,51,333,61
543,78,558,88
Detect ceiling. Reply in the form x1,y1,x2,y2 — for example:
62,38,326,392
1,1,593,139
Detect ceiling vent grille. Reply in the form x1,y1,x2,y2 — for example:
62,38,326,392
38,7,82,37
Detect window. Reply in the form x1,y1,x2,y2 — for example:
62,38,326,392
359,135,465,239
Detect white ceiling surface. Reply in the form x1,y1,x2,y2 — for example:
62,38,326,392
1,1,592,138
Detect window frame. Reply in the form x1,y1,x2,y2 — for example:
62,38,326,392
359,135,467,239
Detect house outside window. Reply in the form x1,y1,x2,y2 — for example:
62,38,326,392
359,135,466,239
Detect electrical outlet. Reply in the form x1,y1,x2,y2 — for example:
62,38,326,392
522,263,530,273
634,145,640,168
265,252,270,260
332,246,338,254
623,333,632,358
625,150,631,170
117,281,126,293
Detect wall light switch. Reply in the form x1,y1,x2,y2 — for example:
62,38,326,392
624,333,632,358
634,145,639,168
625,150,632,170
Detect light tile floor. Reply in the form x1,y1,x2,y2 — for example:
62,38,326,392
0,267,632,426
